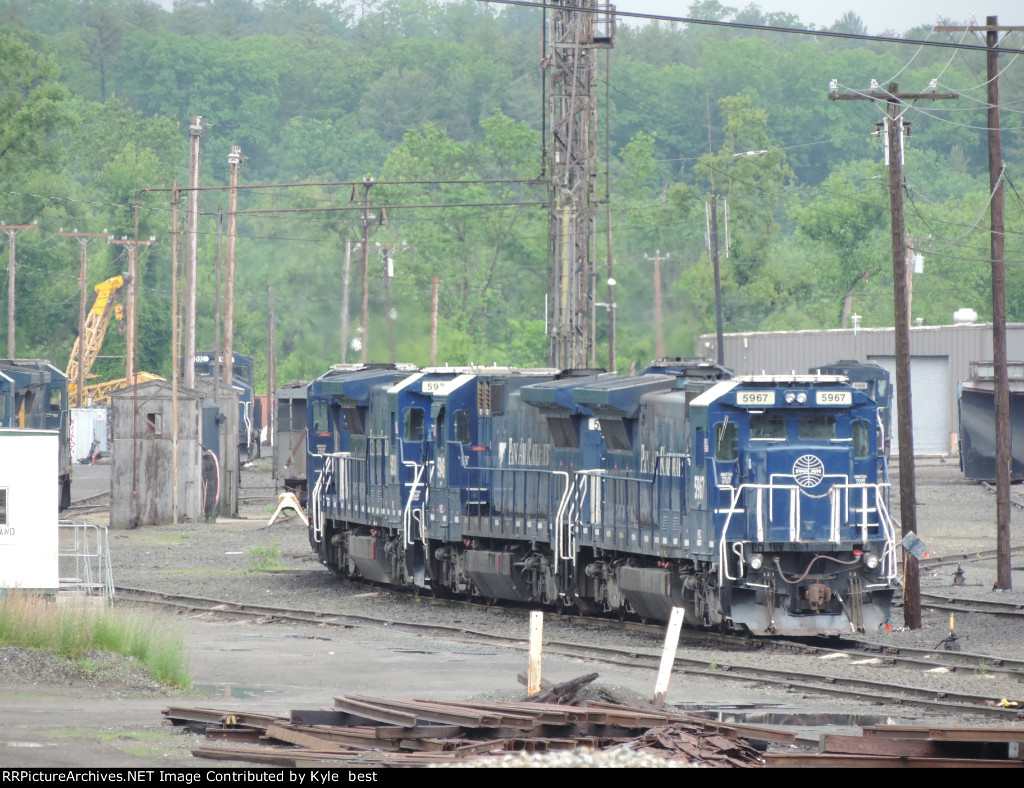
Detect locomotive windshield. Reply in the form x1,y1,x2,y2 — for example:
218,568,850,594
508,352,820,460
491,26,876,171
797,415,836,440
750,413,785,439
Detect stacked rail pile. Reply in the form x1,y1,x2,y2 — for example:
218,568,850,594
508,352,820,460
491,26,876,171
767,724,1024,768
163,694,777,767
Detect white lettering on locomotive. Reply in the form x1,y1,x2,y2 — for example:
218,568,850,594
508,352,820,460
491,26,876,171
694,474,706,502
641,444,675,474
507,439,549,467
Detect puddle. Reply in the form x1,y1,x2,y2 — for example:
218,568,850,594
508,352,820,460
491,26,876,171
0,742,51,748
194,684,283,699
696,711,905,727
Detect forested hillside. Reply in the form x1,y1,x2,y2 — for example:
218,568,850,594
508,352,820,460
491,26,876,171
1,0,1021,387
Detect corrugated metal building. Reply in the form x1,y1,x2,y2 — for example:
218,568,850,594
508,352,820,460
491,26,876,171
109,380,203,527
696,322,1024,456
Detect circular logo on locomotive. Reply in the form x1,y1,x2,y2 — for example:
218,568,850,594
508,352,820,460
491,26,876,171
792,454,826,488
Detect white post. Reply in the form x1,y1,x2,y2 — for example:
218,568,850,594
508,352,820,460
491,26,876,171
527,610,543,697
652,607,685,708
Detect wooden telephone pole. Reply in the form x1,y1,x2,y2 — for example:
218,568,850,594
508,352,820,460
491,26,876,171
935,17,1024,590
185,115,202,389
224,145,241,387
1,222,38,358
829,81,957,629
644,250,669,359
107,233,156,383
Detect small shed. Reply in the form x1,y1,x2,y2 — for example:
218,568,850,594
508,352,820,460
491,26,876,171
109,380,203,527
0,429,59,591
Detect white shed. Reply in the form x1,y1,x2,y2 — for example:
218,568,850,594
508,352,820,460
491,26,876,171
0,429,59,591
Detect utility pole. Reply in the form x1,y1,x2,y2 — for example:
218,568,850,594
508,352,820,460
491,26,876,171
225,145,241,388
545,1,614,369
171,182,180,526
357,179,375,364
604,46,616,374
340,237,352,363
2,222,38,358
107,233,156,383
186,115,202,389
268,282,276,466
644,250,669,359
60,229,107,406
430,275,439,366
707,193,725,366
830,80,958,629
214,211,222,383
705,105,726,367
937,18,1024,590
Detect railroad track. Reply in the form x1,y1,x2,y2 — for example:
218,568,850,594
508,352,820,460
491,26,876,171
919,544,1024,572
919,592,1024,620
115,585,1024,720
64,490,112,515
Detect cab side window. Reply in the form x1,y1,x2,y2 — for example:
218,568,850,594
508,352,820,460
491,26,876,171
852,420,870,459
312,401,330,434
404,408,425,442
714,422,738,462
454,410,471,444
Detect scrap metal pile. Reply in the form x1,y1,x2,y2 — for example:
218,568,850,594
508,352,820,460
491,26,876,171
162,691,775,768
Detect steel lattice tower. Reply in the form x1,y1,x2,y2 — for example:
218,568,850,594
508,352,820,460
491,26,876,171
545,2,614,369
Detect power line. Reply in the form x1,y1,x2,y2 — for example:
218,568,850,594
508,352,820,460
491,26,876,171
480,0,1024,54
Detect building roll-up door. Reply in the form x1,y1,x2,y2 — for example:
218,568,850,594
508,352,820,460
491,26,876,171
870,355,950,455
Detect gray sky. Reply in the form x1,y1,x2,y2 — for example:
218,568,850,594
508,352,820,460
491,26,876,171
147,0,1018,37
613,1,1020,36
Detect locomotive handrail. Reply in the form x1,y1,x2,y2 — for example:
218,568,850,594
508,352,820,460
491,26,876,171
309,457,328,545
716,479,897,584
552,471,572,569
401,459,430,548
872,492,899,580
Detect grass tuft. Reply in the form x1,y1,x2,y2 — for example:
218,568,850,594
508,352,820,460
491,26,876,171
249,542,285,571
0,592,191,689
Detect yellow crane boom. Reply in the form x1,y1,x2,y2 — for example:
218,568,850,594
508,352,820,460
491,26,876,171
66,274,127,407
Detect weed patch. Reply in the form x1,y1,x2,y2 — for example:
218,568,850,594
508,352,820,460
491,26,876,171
249,543,285,571
0,593,191,689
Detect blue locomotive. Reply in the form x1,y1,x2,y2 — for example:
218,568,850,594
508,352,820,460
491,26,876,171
305,359,896,636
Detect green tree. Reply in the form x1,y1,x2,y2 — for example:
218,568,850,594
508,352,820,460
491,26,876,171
695,95,793,273
789,160,889,327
